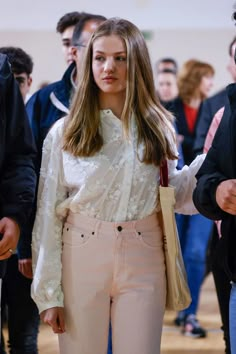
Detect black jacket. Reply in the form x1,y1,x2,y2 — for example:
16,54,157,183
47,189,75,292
166,97,203,165
193,89,228,155
0,54,37,276
193,83,236,281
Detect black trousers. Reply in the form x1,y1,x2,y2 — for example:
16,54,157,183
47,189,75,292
209,224,231,354
0,255,40,354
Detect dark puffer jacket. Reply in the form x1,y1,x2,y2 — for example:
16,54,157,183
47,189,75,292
0,54,37,277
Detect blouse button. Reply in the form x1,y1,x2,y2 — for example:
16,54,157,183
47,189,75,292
117,226,122,232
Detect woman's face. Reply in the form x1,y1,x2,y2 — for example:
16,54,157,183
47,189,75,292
199,75,214,97
92,34,127,96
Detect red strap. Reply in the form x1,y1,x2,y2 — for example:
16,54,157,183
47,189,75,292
160,160,168,187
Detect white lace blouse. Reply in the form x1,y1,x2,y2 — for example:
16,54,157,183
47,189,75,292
31,110,204,313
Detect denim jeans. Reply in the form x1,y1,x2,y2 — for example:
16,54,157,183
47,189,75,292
230,282,236,354
0,255,39,354
176,213,213,316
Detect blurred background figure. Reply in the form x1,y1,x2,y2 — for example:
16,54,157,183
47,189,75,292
167,59,215,339
156,68,178,104
56,11,82,66
155,57,178,74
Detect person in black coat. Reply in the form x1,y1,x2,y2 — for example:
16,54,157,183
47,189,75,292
0,53,36,319
192,36,236,354
193,82,236,354
0,47,40,354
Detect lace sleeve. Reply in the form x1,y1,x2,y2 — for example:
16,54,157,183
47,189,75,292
168,154,205,215
31,120,67,314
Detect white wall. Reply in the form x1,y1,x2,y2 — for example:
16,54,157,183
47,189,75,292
0,0,235,94
1,0,234,30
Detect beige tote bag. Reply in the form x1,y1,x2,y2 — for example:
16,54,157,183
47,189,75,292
159,160,191,311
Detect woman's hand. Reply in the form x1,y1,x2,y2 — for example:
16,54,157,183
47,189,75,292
40,307,65,334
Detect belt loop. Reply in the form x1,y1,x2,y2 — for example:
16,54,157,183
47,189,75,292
94,219,101,237
132,220,136,230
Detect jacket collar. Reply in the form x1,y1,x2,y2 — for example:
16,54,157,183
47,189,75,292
51,62,76,109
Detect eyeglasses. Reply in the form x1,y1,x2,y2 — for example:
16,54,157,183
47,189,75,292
73,43,87,48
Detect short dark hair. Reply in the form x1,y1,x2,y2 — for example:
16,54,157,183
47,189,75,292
71,13,106,46
156,57,178,73
0,46,33,75
158,68,177,75
56,11,81,33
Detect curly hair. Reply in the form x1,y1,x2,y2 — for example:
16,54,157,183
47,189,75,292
178,59,214,104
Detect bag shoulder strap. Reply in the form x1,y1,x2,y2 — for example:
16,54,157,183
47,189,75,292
160,159,168,187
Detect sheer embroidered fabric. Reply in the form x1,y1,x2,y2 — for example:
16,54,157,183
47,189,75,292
31,110,204,313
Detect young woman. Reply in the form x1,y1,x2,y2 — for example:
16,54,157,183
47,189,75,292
31,18,204,354
168,59,215,337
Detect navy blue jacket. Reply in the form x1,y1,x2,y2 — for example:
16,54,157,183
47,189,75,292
0,54,37,275
26,62,75,169
23,63,75,260
193,84,236,281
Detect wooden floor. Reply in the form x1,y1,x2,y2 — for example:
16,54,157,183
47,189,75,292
3,273,226,353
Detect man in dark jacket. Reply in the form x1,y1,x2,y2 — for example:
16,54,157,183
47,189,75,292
193,82,236,354
0,53,36,324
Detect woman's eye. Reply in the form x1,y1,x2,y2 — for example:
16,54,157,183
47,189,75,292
116,56,126,61
95,56,105,61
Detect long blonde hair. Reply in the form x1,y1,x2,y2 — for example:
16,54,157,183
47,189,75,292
63,18,177,166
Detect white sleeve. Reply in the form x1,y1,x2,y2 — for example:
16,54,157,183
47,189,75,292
31,121,67,314
168,154,205,215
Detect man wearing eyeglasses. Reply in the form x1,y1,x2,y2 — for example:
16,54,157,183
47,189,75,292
56,11,82,66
